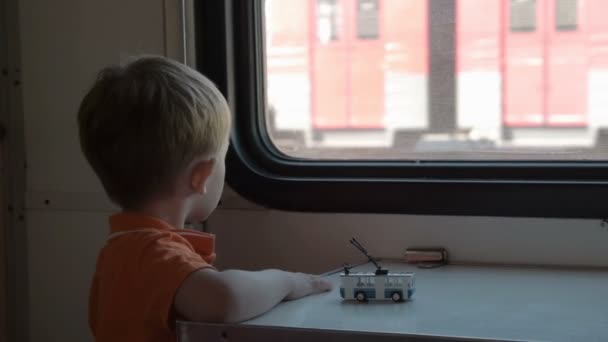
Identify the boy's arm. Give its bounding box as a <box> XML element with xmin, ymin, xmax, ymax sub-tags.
<box><xmin>174</xmin><ymin>268</ymin><xmax>333</xmax><ymax>323</ymax></box>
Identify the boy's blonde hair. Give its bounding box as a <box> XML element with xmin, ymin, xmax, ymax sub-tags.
<box><xmin>78</xmin><ymin>56</ymin><xmax>231</xmax><ymax>209</ymax></box>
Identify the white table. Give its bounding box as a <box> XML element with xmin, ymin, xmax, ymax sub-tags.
<box><xmin>178</xmin><ymin>262</ymin><xmax>608</xmax><ymax>342</ymax></box>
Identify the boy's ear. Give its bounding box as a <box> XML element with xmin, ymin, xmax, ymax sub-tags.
<box><xmin>191</xmin><ymin>159</ymin><xmax>216</xmax><ymax>194</ymax></box>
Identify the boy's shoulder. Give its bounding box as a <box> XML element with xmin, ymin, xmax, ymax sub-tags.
<box><xmin>102</xmin><ymin>212</ymin><xmax>217</xmax><ymax>265</ymax></box>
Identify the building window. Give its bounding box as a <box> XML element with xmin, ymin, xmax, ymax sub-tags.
<box><xmin>556</xmin><ymin>0</ymin><xmax>577</xmax><ymax>31</ymax></box>
<box><xmin>357</xmin><ymin>0</ymin><xmax>379</xmax><ymax>39</ymax></box>
<box><xmin>317</xmin><ymin>0</ymin><xmax>339</xmax><ymax>43</ymax></box>
<box><xmin>510</xmin><ymin>0</ymin><xmax>536</xmax><ymax>32</ymax></box>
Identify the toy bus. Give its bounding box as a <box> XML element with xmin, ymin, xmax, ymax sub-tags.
<box><xmin>340</xmin><ymin>271</ymin><xmax>415</xmax><ymax>302</ymax></box>
<box><xmin>339</xmin><ymin>238</ymin><xmax>415</xmax><ymax>302</ymax></box>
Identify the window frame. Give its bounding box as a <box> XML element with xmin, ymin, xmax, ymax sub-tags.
<box><xmin>194</xmin><ymin>0</ymin><xmax>608</xmax><ymax>219</ymax></box>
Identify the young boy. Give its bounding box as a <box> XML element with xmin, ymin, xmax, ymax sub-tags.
<box><xmin>78</xmin><ymin>56</ymin><xmax>332</xmax><ymax>342</ymax></box>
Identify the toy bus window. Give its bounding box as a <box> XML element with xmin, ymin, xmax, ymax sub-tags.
<box><xmin>317</xmin><ymin>0</ymin><xmax>339</xmax><ymax>43</ymax></box>
<box><xmin>556</xmin><ymin>0</ymin><xmax>577</xmax><ymax>31</ymax></box>
<box><xmin>368</xmin><ymin>277</ymin><xmax>375</xmax><ymax>285</ymax></box>
<box><xmin>357</xmin><ymin>0</ymin><xmax>379</xmax><ymax>39</ymax></box>
<box><xmin>510</xmin><ymin>0</ymin><xmax>536</xmax><ymax>32</ymax></box>
<box><xmin>356</xmin><ymin>277</ymin><xmax>364</xmax><ymax>286</ymax></box>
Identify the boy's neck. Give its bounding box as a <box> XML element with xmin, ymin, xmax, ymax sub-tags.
<box><xmin>132</xmin><ymin>197</ymin><xmax>189</xmax><ymax>229</ymax></box>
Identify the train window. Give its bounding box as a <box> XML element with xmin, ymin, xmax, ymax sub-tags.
<box><xmin>195</xmin><ymin>0</ymin><xmax>608</xmax><ymax>218</ymax></box>
<box><xmin>556</xmin><ymin>0</ymin><xmax>577</xmax><ymax>31</ymax></box>
<box><xmin>317</xmin><ymin>0</ymin><xmax>339</xmax><ymax>42</ymax></box>
<box><xmin>510</xmin><ymin>0</ymin><xmax>536</xmax><ymax>32</ymax></box>
<box><xmin>357</xmin><ymin>0</ymin><xmax>379</xmax><ymax>39</ymax></box>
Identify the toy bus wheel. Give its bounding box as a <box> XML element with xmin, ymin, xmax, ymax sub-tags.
<box><xmin>355</xmin><ymin>291</ymin><xmax>367</xmax><ymax>302</ymax></box>
<box><xmin>391</xmin><ymin>292</ymin><xmax>402</xmax><ymax>302</ymax></box>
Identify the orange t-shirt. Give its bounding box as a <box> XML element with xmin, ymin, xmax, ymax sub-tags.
<box><xmin>89</xmin><ymin>213</ymin><xmax>216</xmax><ymax>342</ymax></box>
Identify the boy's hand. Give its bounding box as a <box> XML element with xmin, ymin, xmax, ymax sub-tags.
<box><xmin>285</xmin><ymin>272</ymin><xmax>333</xmax><ymax>301</ymax></box>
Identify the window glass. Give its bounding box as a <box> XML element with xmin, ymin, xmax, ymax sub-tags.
<box><xmin>317</xmin><ymin>0</ymin><xmax>340</xmax><ymax>42</ymax></box>
<box><xmin>510</xmin><ymin>0</ymin><xmax>536</xmax><ymax>32</ymax></box>
<box><xmin>357</xmin><ymin>0</ymin><xmax>379</xmax><ymax>39</ymax></box>
<box><xmin>556</xmin><ymin>0</ymin><xmax>577</xmax><ymax>31</ymax></box>
<box><xmin>264</xmin><ymin>0</ymin><xmax>608</xmax><ymax>161</ymax></box>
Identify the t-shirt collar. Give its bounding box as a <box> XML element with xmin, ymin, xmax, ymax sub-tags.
<box><xmin>109</xmin><ymin>212</ymin><xmax>177</xmax><ymax>234</ymax></box>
